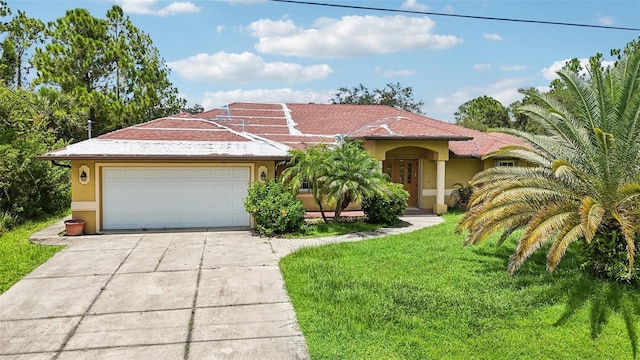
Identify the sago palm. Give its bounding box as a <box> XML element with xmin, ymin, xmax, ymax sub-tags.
<box><xmin>458</xmin><ymin>47</ymin><xmax>640</xmax><ymax>280</ymax></box>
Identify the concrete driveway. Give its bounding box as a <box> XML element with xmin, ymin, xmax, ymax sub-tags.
<box><xmin>0</xmin><ymin>216</ymin><xmax>442</xmax><ymax>359</ymax></box>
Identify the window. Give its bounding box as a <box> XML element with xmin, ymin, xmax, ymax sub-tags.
<box><xmin>496</xmin><ymin>160</ymin><xmax>516</xmax><ymax>167</ymax></box>
<box><xmin>300</xmin><ymin>181</ymin><xmax>312</xmax><ymax>192</ymax></box>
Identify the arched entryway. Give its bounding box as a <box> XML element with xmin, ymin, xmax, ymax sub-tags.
<box><xmin>377</xmin><ymin>144</ymin><xmax>448</xmax><ymax>213</ymax></box>
<box><xmin>382</xmin><ymin>158</ymin><xmax>419</xmax><ymax>207</ymax></box>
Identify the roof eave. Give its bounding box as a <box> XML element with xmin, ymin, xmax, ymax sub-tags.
<box><xmin>37</xmin><ymin>154</ymin><xmax>290</xmax><ymax>161</ymax></box>
<box><xmin>449</xmin><ymin>153</ymin><xmax>478</xmax><ymax>158</ymax></box>
<box><xmin>354</xmin><ymin>135</ymin><xmax>473</xmax><ymax>141</ymax></box>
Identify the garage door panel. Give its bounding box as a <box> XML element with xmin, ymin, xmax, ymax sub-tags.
<box><xmin>233</xmin><ymin>182</ymin><xmax>249</xmax><ymax>195</ymax></box>
<box><xmin>214</xmin><ymin>183</ymin><xmax>232</xmax><ymax>195</ymax></box>
<box><xmin>102</xmin><ymin>167</ymin><xmax>250</xmax><ymax>230</ymax></box>
<box><xmin>232</xmin><ymin>168</ymin><xmax>248</xmax><ymax>179</ymax></box>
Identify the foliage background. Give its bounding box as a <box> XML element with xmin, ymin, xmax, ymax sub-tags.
<box><xmin>0</xmin><ymin>3</ymin><xmax>186</xmax><ymax>231</ymax></box>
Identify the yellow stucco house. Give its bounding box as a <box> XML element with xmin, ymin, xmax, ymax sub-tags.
<box><xmin>39</xmin><ymin>102</ymin><xmax>525</xmax><ymax>234</ymax></box>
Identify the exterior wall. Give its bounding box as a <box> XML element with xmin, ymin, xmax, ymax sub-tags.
<box><xmin>368</xmin><ymin>140</ymin><xmax>449</xmax><ymax>161</ymax></box>
<box><xmin>418</xmin><ymin>158</ymin><xmax>484</xmax><ymax>210</ymax></box>
<box><xmin>298</xmin><ymin>192</ymin><xmax>360</xmax><ymax>212</ymax></box>
<box><xmin>70</xmin><ymin>159</ymin><xmax>271</xmax><ymax>234</ymax></box>
<box><xmin>70</xmin><ymin>161</ymin><xmax>98</xmax><ymax>234</ymax></box>
<box><xmin>254</xmin><ymin>160</ymin><xmax>276</xmax><ymax>182</ymax></box>
<box><xmin>420</xmin><ymin>159</ymin><xmax>437</xmax><ymax>209</ymax></box>
<box><xmin>482</xmin><ymin>158</ymin><xmax>529</xmax><ymax>169</ymax></box>
<box><xmin>444</xmin><ymin>158</ymin><xmax>483</xmax><ymax>206</ymax></box>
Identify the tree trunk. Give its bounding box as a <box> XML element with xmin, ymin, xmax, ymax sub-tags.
<box><xmin>334</xmin><ymin>203</ymin><xmax>342</xmax><ymax>223</ymax></box>
<box><xmin>316</xmin><ymin>199</ymin><xmax>328</xmax><ymax>224</ymax></box>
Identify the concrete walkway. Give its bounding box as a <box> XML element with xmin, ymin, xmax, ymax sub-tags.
<box><xmin>0</xmin><ymin>215</ymin><xmax>443</xmax><ymax>359</ymax></box>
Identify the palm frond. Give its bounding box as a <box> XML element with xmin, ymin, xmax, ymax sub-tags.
<box><xmin>547</xmin><ymin>221</ymin><xmax>583</xmax><ymax>272</ymax></box>
<box><xmin>579</xmin><ymin>196</ymin><xmax>605</xmax><ymax>243</ymax></box>
<box><xmin>612</xmin><ymin>207</ymin><xmax>638</xmax><ymax>276</ymax></box>
<box><xmin>508</xmin><ymin>204</ymin><xmax>574</xmax><ymax>274</ymax></box>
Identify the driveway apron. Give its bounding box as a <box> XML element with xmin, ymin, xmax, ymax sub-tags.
<box><xmin>0</xmin><ymin>231</ymin><xmax>308</xmax><ymax>359</ymax></box>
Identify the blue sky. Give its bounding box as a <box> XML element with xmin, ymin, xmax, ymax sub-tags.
<box><xmin>10</xmin><ymin>0</ymin><xmax>640</xmax><ymax>122</ymax></box>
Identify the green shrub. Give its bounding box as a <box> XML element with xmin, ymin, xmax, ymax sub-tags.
<box><xmin>244</xmin><ymin>180</ymin><xmax>305</xmax><ymax>236</ymax></box>
<box><xmin>0</xmin><ymin>211</ymin><xmax>16</xmax><ymax>235</ymax></box>
<box><xmin>0</xmin><ymin>132</ymin><xmax>70</xmax><ymax>224</ymax></box>
<box><xmin>581</xmin><ymin>228</ymin><xmax>640</xmax><ymax>283</ymax></box>
<box><xmin>362</xmin><ymin>181</ymin><xmax>409</xmax><ymax>225</ymax></box>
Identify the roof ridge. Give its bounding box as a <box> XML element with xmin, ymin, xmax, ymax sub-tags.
<box><xmin>212</xmin><ymin>119</ymin><xmax>291</xmax><ymax>152</ymax></box>
<box><xmin>129</xmin><ymin>127</ymin><xmax>232</xmax><ymax>132</ymax></box>
<box><xmin>280</xmin><ymin>103</ymin><xmax>302</xmax><ymax>136</ymax></box>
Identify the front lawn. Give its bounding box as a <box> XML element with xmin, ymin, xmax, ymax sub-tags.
<box><xmin>280</xmin><ymin>213</ymin><xmax>640</xmax><ymax>359</ymax></box>
<box><xmin>0</xmin><ymin>214</ymin><xmax>65</xmax><ymax>294</ymax></box>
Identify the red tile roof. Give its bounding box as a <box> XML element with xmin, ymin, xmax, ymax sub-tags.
<box><xmin>99</xmin><ymin>118</ymin><xmax>251</xmax><ymax>142</ymax></box>
<box><xmin>43</xmin><ymin>103</ymin><xmax>527</xmax><ymax>159</ymax></box>
<box><xmin>449</xmin><ymin>131</ymin><xmax>529</xmax><ymax>157</ymax></box>
<box><xmin>196</xmin><ymin>103</ymin><xmax>520</xmax><ymax>157</ymax></box>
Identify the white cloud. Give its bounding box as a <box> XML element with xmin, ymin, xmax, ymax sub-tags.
<box><xmin>401</xmin><ymin>0</ymin><xmax>428</xmax><ymax>12</ymax></box>
<box><xmin>541</xmin><ymin>59</ymin><xmax>572</xmax><ymax>80</ymax></box>
<box><xmin>198</xmin><ymin>88</ymin><xmax>335</xmax><ymax>110</ymax></box>
<box><xmin>216</xmin><ymin>25</ymin><xmax>225</xmax><ymax>34</ymax></box>
<box><xmin>157</xmin><ymin>2</ymin><xmax>199</xmax><ymax>16</ymax></box>
<box><xmin>485</xmin><ymin>78</ymin><xmax>528</xmax><ymax>105</ymax></box>
<box><xmin>482</xmin><ymin>33</ymin><xmax>503</xmax><ymax>41</ymax></box>
<box><xmin>248</xmin><ymin>15</ymin><xmax>463</xmax><ymax>58</ymax></box>
<box><xmin>597</xmin><ymin>15</ymin><xmax>614</xmax><ymax>25</ymax></box>
<box><xmin>114</xmin><ymin>0</ymin><xmax>200</xmax><ymax>16</ymax></box>
<box><xmin>247</xmin><ymin>18</ymin><xmax>301</xmax><ymax>37</ymax></box>
<box><xmin>536</xmin><ymin>85</ymin><xmax>551</xmax><ymax>93</ymax></box>
<box><xmin>443</xmin><ymin>4</ymin><xmax>455</xmax><ymax>13</ymax></box>
<box><xmin>430</xmin><ymin>77</ymin><xmax>531</xmax><ymax>120</ymax></box>
<box><xmin>169</xmin><ymin>51</ymin><xmax>333</xmax><ymax>83</ymax></box>
<box><xmin>432</xmin><ymin>90</ymin><xmax>472</xmax><ymax>118</ymax></box>
<box><xmin>500</xmin><ymin>65</ymin><xmax>527</xmax><ymax>71</ymax></box>
<box><xmin>541</xmin><ymin>58</ymin><xmax>615</xmax><ymax>80</ymax></box>
<box><xmin>374</xmin><ymin>67</ymin><xmax>417</xmax><ymax>78</ymax></box>
<box><xmin>473</xmin><ymin>64</ymin><xmax>492</xmax><ymax>72</ymax></box>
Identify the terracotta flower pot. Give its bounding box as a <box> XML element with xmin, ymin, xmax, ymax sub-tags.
<box><xmin>64</xmin><ymin>219</ymin><xmax>85</xmax><ymax>236</ymax></box>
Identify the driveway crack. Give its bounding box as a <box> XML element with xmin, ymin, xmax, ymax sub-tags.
<box><xmin>183</xmin><ymin>233</ymin><xmax>206</xmax><ymax>360</ymax></box>
<box><xmin>52</xmin><ymin>235</ymin><xmax>144</xmax><ymax>359</ymax></box>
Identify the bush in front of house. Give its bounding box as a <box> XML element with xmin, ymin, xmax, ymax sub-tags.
<box><xmin>362</xmin><ymin>181</ymin><xmax>409</xmax><ymax>226</ymax></box>
<box><xmin>244</xmin><ymin>180</ymin><xmax>306</xmax><ymax>236</ymax></box>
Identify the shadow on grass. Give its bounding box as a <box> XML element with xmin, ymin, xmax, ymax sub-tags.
<box><xmin>386</xmin><ymin>220</ymin><xmax>412</xmax><ymax>228</ymax></box>
<box><xmin>470</xmin><ymin>242</ymin><xmax>640</xmax><ymax>359</ymax></box>
<box><xmin>555</xmin><ymin>277</ymin><xmax>640</xmax><ymax>358</ymax></box>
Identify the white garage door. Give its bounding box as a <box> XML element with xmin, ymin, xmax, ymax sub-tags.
<box><xmin>102</xmin><ymin>167</ymin><xmax>250</xmax><ymax>230</ymax></box>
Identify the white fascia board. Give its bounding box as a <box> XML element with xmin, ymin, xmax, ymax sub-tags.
<box><xmin>44</xmin><ymin>139</ymin><xmax>291</xmax><ymax>158</ymax></box>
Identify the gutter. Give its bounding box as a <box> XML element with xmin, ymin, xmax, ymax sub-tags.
<box><xmin>51</xmin><ymin>160</ymin><xmax>71</xmax><ymax>169</ymax></box>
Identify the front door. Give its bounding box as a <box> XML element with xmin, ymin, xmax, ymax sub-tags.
<box><xmin>383</xmin><ymin>159</ymin><xmax>419</xmax><ymax>208</ymax></box>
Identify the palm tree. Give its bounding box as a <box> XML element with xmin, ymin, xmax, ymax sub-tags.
<box><xmin>326</xmin><ymin>140</ymin><xmax>386</xmax><ymax>221</ymax></box>
<box><xmin>33</xmin><ymin>87</ymin><xmax>87</xmax><ymax>141</ymax></box>
<box><xmin>280</xmin><ymin>144</ymin><xmax>332</xmax><ymax>223</ymax></box>
<box><xmin>457</xmin><ymin>48</ymin><xmax>640</xmax><ymax>281</ymax></box>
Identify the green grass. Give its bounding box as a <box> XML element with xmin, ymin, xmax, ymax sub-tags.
<box><xmin>285</xmin><ymin>219</ymin><xmax>381</xmax><ymax>238</ymax></box>
<box><xmin>0</xmin><ymin>214</ymin><xmax>66</xmax><ymax>294</ymax></box>
<box><xmin>280</xmin><ymin>213</ymin><xmax>640</xmax><ymax>359</ymax></box>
